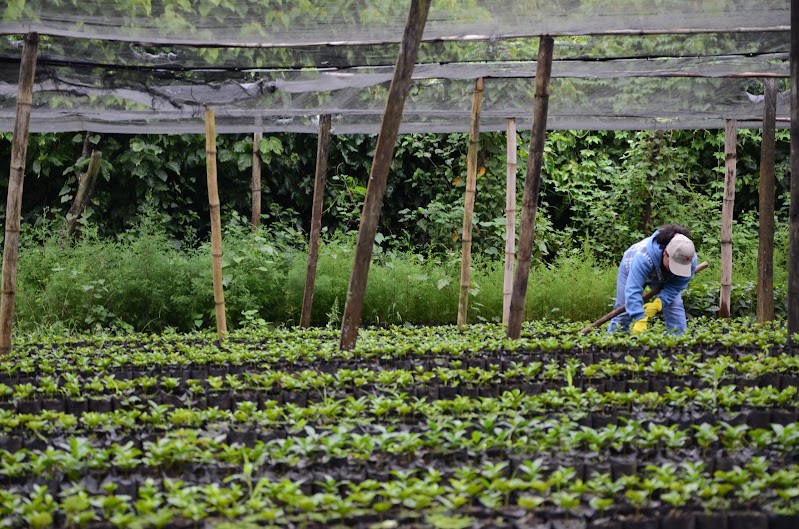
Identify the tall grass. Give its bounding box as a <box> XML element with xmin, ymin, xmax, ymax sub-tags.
<box><xmin>11</xmin><ymin>217</ymin><xmax>787</xmax><ymax>333</ymax></box>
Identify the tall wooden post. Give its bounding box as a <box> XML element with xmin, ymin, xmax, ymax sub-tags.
<box><xmin>301</xmin><ymin>114</ymin><xmax>332</xmax><ymax>327</ymax></box>
<box><xmin>756</xmin><ymin>79</ymin><xmax>777</xmax><ymax>324</ymax></box>
<box><xmin>204</xmin><ymin>110</ymin><xmax>227</xmax><ymax>341</ymax></box>
<box><xmin>788</xmin><ymin>0</ymin><xmax>799</xmax><ymax>342</ymax></box>
<box><xmin>251</xmin><ymin>131</ymin><xmax>262</xmax><ymax>231</ymax></box>
<box><xmin>0</xmin><ymin>32</ymin><xmax>38</xmax><ymax>355</ymax></box>
<box><xmin>338</xmin><ymin>0</ymin><xmax>430</xmax><ymax>351</ymax></box>
<box><xmin>719</xmin><ymin>120</ymin><xmax>737</xmax><ymax>318</ymax></box>
<box><xmin>507</xmin><ymin>36</ymin><xmax>554</xmax><ymax>339</ymax></box>
<box><xmin>503</xmin><ymin>118</ymin><xmax>517</xmax><ymax>325</ymax></box>
<box><xmin>457</xmin><ymin>78</ymin><xmax>484</xmax><ymax>326</ymax></box>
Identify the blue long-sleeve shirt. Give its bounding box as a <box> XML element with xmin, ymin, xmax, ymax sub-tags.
<box><xmin>622</xmin><ymin>231</ymin><xmax>697</xmax><ymax>322</ymax></box>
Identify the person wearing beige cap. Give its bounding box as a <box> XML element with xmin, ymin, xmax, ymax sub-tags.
<box><xmin>608</xmin><ymin>224</ymin><xmax>698</xmax><ymax>334</ymax></box>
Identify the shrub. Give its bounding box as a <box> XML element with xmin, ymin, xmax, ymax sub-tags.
<box><xmin>10</xmin><ymin>214</ymin><xmax>789</xmax><ymax>333</ymax></box>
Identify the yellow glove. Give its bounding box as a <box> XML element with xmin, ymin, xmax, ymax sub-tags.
<box><xmin>632</xmin><ymin>318</ymin><xmax>648</xmax><ymax>334</ymax></box>
<box><xmin>643</xmin><ymin>298</ymin><xmax>662</xmax><ymax>319</ymax></box>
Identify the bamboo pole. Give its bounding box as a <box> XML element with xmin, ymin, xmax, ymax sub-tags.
<box><xmin>457</xmin><ymin>78</ymin><xmax>485</xmax><ymax>326</ymax></box>
<box><xmin>0</xmin><ymin>32</ymin><xmax>38</xmax><ymax>356</ymax></box>
<box><xmin>66</xmin><ymin>150</ymin><xmax>102</xmax><ymax>239</ymax></box>
<box><xmin>301</xmin><ymin>114</ymin><xmax>332</xmax><ymax>327</ymax></box>
<box><xmin>204</xmin><ymin>110</ymin><xmax>227</xmax><ymax>341</ymax></box>
<box><xmin>251</xmin><ymin>131</ymin><xmax>262</xmax><ymax>231</ymax></box>
<box><xmin>338</xmin><ymin>0</ymin><xmax>430</xmax><ymax>351</ymax></box>
<box><xmin>507</xmin><ymin>36</ymin><xmax>554</xmax><ymax>340</ymax></box>
<box><xmin>756</xmin><ymin>79</ymin><xmax>777</xmax><ymax>324</ymax></box>
<box><xmin>719</xmin><ymin>120</ymin><xmax>737</xmax><ymax>318</ymax></box>
<box><xmin>788</xmin><ymin>0</ymin><xmax>799</xmax><ymax>342</ymax></box>
<box><xmin>503</xmin><ymin>118</ymin><xmax>517</xmax><ymax>325</ymax></box>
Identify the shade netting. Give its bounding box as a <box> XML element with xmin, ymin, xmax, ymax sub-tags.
<box><xmin>0</xmin><ymin>0</ymin><xmax>790</xmax><ymax>133</ymax></box>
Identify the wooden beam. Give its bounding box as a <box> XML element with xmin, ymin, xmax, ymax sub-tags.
<box><xmin>503</xmin><ymin>118</ymin><xmax>517</xmax><ymax>325</ymax></box>
<box><xmin>0</xmin><ymin>32</ymin><xmax>38</xmax><ymax>356</ymax></box>
<box><xmin>788</xmin><ymin>0</ymin><xmax>799</xmax><ymax>342</ymax></box>
<box><xmin>507</xmin><ymin>36</ymin><xmax>554</xmax><ymax>340</ymax></box>
<box><xmin>301</xmin><ymin>114</ymin><xmax>332</xmax><ymax>327</ymax></box>
<box><xmin>338</xmin><ymin>0</ymin><xmax>430</xmax><ymax>351</ymax></box>
<box><xmin>251</xmin><ymin>132</ymin><xmax>262</xmax><ymax>231</ymax></box>
<box><xmin>719</xmin><ymin>119</ymin><xmax>737</xmax><ymax>318</ymax></box>
<box><xmin>457</xmin><ymin>77</ymin><xmax>484</xmax><ymax>326</ymax></box>
<box><xmin>205</xmin><ymin>110</ymin><xmax>227</xmax><ymax>341</ymax></box>
<box><xmin>756</xmin><ymin>79</ymin><xmax>777</xmax><ymax>324</ymax></box>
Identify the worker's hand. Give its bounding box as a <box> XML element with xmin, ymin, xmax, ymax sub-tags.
<box><xmin>643</xmin><ymin>298</ymin><xmax>663</xmax><ymax>319</ymax></box>
<box><xmin>632</xmin><ymin>317</ymin><xmax>648</xmax><ymax>334</ymax></box>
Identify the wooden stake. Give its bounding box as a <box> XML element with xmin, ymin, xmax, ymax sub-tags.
<box><xmin>0</xmin><ymin>32</ymin><xmax>38</xmax><ymax>356</ymax></box>
<box><xmin>204</xmin><ymin>110</ymin><xmax>227</xmax><ymax>341</ymax></box>
<box><xmin>301</xmin><ymin>114</ymin><xmax>332</xmax><ymax>327</ymax></box>
<box><xmin>66</xmin><ymin>150</ymin><xmax>102</xmax><ymax>239</ymax></box>
<box><xmin>81</xmin><ymin>131</ymin><xmax>91</xmax><ymax>158</ymax></box>
<box><xmin>719</xmin><ymin>120</ymin><xmax>737</xmax><ymax>318</ymax></box>
<box><xmin>338</xmin><ymin>0</ymin><xmax>430</xmax><ymax>351</ymax></box>
<box><xmin>251</xmin><ymin>132</ymin><xmax>262</xmax><ymax>231</ymax></box>
<box><xmin>756</xmin><ymin>79</ymin><xmax>777</xmax><ymax>324</ymax></box>
<box><xmin>507</xmin><ymin>36</ymin><xmax>554</xmax><ymax>340</ymax></box>
<box><xmin>457</xmin><ymin>78</ymin><xmax>484</xmax><ymax>326</ymax></box>
<box><xmin>788</xmin><ymin>0</ymin><xmax>799</xmax><ymax>342</ymax></box>
<box><xmin>503</xmin><ymin>118</ymin><xmax>517</xmax><ymax>325</ymax></box>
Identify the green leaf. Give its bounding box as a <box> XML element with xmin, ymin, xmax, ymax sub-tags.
<box><xmin>425</xmin><ymin>514</ymin><xmax>474</xmax><ymax>529</ymax></box>
<box><xmin>517</xmin><ymin>494</ymin><xmax>545</xmax><ymax>510</ymax></box>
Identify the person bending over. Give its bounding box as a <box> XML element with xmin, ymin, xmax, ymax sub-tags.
<box><xmin>608</xmin><ymin>224</ymin><xmax>698</xmax><ymax>335</ymax></box>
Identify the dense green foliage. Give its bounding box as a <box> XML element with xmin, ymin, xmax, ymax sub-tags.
<box><xmin>13</xmin><ymin>214</ymin><xmax>619</xmax><ymax>332</ymax></box>
<box><xmin>0</xmin><ymin>127</ymin><xmax>791</xmax><ymax>260</ymax></box>
<box><xmin>10</xmin><ymin>210</ymin><xmax>789</xmax><ymax>333</ymax></box>
<box><xmin>0</xmin><ymin>126</ymin><xmax>792</xmax><ymax>332</ymax></box>
<box><xmin>0</xmin><ymin>319</ymin><xmax>798</xmax><ymax>527</ymax></box>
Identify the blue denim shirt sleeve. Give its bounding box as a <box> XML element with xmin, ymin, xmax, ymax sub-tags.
<box><xmin>624</xmin><ymin>253</ymin><xmax>651</xmax><ymax>323</ymax></box>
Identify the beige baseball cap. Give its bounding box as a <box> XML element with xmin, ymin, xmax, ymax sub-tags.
<box><xmin>665</xmin><ymin>234</ymin><xmax>695</xmax><ymax>277</ymax></box>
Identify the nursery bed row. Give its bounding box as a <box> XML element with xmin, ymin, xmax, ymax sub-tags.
<box><xmin>2</xmin><ymin>353</ymin><xmax>799</xmax><ymax>404</ymax></box>
<box><xmin>4</xmin><ymin>408</ymin><xmax>798</xmax><ymax>451</ymax></box>
<box><xmin>5</xmin><ymin>342</ymin><xmax>797</xmax><ymax>378</ymax></box>
<box><xmin>3</xmin><ymin>375</ymin><xmax>799</xmax><ymax>411</ymax></box>
<box><xmin>4</xmin><ymin>319</ymin><xmax>793</xmax><ymax>377</ymax></box>
<box><xmin>2</xmin><ymin>454</ymin><xmax>799</xmax><ymax>529</ymax></box>
<box><xmin>4</xmin><ymin>419</ymin><xmax>799</xmax><ymax>477</ymax></box>
<box><xmin>2</xmin><ymin>384</ymin><xmax>798</xmax><ymax>432</ymax></box>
